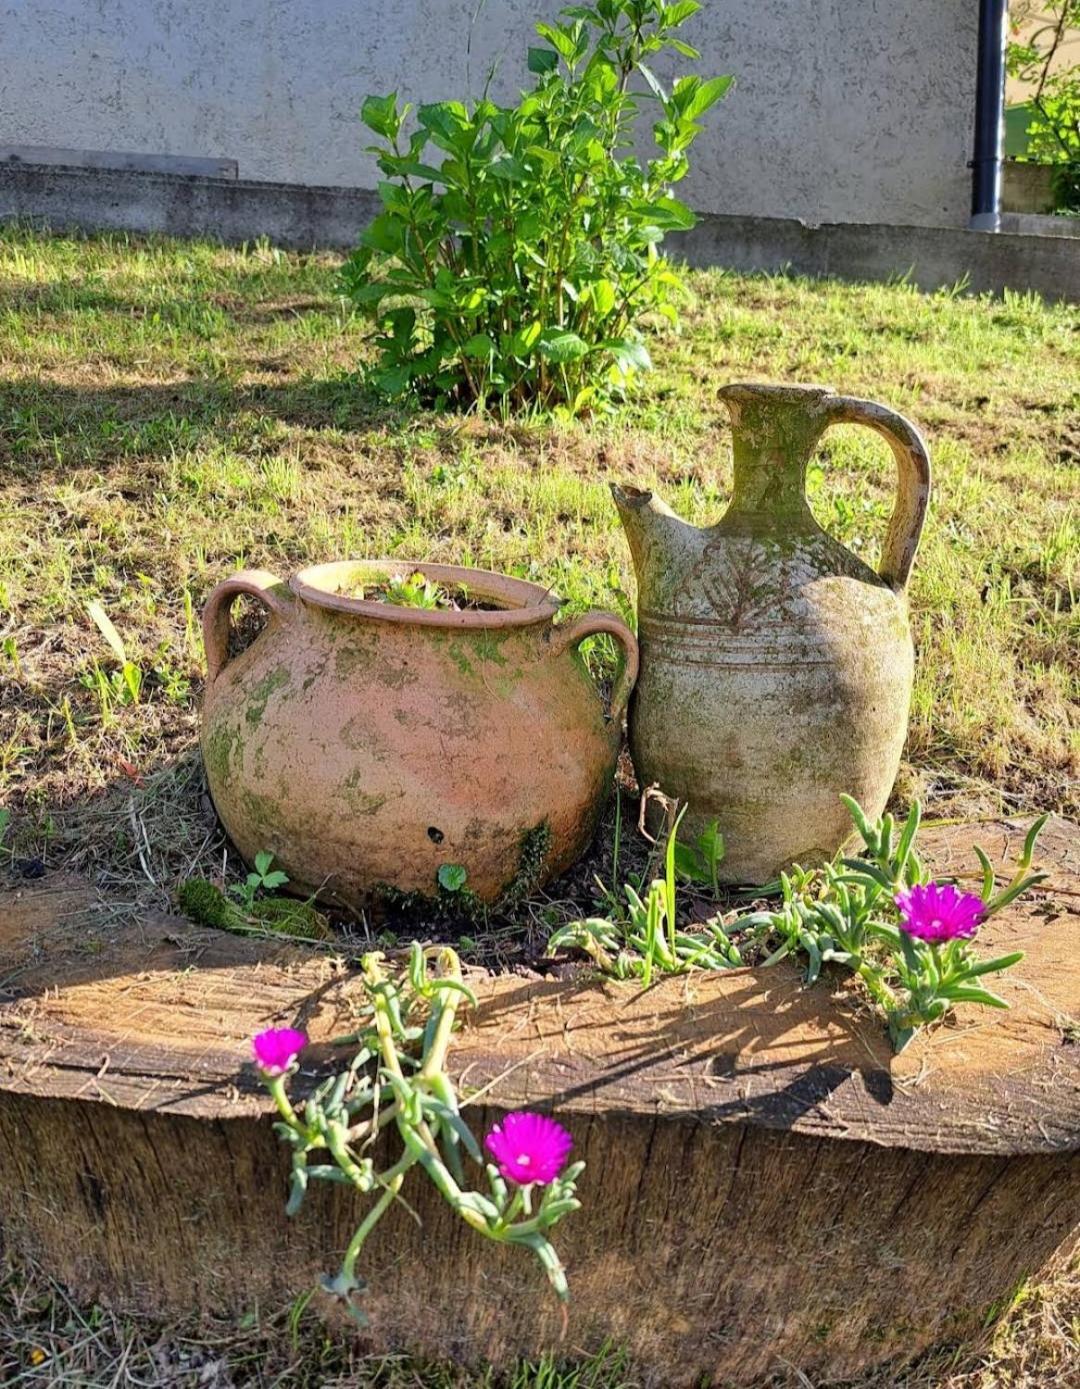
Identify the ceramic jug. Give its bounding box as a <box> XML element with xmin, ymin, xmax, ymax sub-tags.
<box><xmin>613</xmin><ymin>382</ymin><xmax>930</xmax><ymax>883</ymax></box>
<box><xmin>201</xmin><ymin>560</ymin><xmax>638</xmax><ymax>908</ymax></box>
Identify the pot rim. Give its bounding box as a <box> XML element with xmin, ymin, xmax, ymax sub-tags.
<box><xmin>290</xmin><ymin>560</ymin><xmax>561</xmax><ymax>629</ymax></box>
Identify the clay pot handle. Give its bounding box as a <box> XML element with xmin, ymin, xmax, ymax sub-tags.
<box><xmin>550</xmin><ymin>611</ymin><xmax>640</xmax><ymax>725</ymax></box>
<box><xmin>202</xmin><ymin>569</ymin><xmax>294</xmax><ymax>684</ymax></box>
<box><xmin>822</xmin><ymin>396</ymin><xmax>931</xmax><ymax>592</ymax></box>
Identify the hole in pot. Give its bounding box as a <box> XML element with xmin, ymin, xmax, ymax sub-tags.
<box><xmin>427</xmin><ymin>826</ymin><xmax>444</xmax><ymax>844</ymax></box>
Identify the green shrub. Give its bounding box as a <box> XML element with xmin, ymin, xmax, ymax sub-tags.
<box><xmin>342</xmin><ymin>1</ymin><xmax>731</xmax><ymax>415</ymax></box>
<box><xmin>1007</xmin><ymin>3</ymin><xmax>1080</xmax><ymax>210</ymax></box>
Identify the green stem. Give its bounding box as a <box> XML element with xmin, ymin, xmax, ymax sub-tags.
<box><xmin>340</xmin><ymin>1177</ymin><xmax>404</xmax><ymax>1283</ymax></box>
<box><xmin>266</xmin><ymin>1073</ymin><xmax>303</xmax><ymax>1130</ymax></box>
<box><xmin>855</xmin><ymin>959</ymin><xmax>900</xmax><ymax>1016</ymax></box>
<box><xmin>499</xmin><ymin>1186</ymin><xmax>526</xmax><ymax>1230</ymax></box>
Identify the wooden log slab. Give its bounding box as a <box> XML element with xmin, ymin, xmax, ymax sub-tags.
<box><xmin>1</xmin><ymin>818</ymin><xmax>1078</xmax><ymax>1386</ymax></box>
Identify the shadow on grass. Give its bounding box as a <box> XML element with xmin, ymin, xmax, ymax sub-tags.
<box><xmin>0</xmin><ymin>375</ymin><xmax>426</xmax><ymax>477</ymax></box>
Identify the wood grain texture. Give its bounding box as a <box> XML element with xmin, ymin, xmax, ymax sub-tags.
<box><xmin>1</xmin><ymin>817</ymin><xmax>1078</xmax><ymax>1385</ymax></box>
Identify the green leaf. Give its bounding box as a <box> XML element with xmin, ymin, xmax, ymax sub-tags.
<box><xmin>347</xmin><ymin>281</ymin><xmax>395</xmax><ymax>308</ymax></box>
<box><xmin>839</xmin><ymin>858</ymin><xmax>894</xmax><ymax>890</ymax></box>
<box><xmin>963</xmin><ymin>951</ymin><xmax>1025</xmax><ymax>978</ymax></box>
<box><xmin>370</xmin><ymin>364</ymin><xmax>414</xmax><ymax>398</ymax></box>
<box><xmin>840</xmin><ymin>794</ymin><xmax>877</xmax><ymax>846</ymax></box>
<box><xmin>938</xmin><ymin>986</ymin><xmax>1010</xmax><ymax>1009</ymax></box>
<box><xmin>507</xmin><ymin>320</ymin><xmax>543</xmax><ymax>356</ymax></box>
<box><xmin>359</xmin><ymin>214</ymin><xmax>405</xmax><ymax>256</ymax></box>
<box><xmin>438</xmin><ymin>863</ymin><xmax>468</xmax><ymax>893</ymax></box>
<box><xmin>417</xmin><ymin>101</ymin><xmax>472</xmax><ymax>154</ymax></box>
<box><xmin>535</xmin><ymin>20</ymin><xmax>587</xmax><ymax>66</ymax></box>
<box><xmin>528</xmin><ymin>46</ymin><xmax>559</xmax><ymax>75</ymax></box>
<box><xmin>455</xmin><ymin>1189</ymin><xmax>500</xmax><ymax>1222</ymax></box>
<box><xmin>894</xmin><ymin>800</ymin><xmax>922</xmax><ymax>871</ymax></box>
<box><xmin>489</xmin><ymin>154</ymin><xmax>531</xmax><ymax>182</ymax></box>
<box><xmin>360</xmin><ymin>93</ymin><xmax>401</xmax><ymax>141</ymax></box>
<box><xmin>395</xmin><ymin>160</ymin><xmax>448</xmax><ymax>184</ymax></box>
<box><xmin>586</xmin><ymin>279</ymin><xmax>616</xmax><ymax>318</ymax></box>
<box><xmin>602</xmin><ymin>337</ymin><xmax>652</xmax><ymax>372</ymax></box>
<box><xmin>462</xmin><ymin>334</ymin><xmax>495</xmax><ymax>359</ymax></box>
<box><xmin>663</xmin><ymin>1</ymin><xmax>703</xmax><ymax>25</ymax></box>
<box><xmin>667</xmin><ymin>38</ymin><xmax>701</xmax><ymax>59</ymax></box>
<box><xmin>425</xmin><ymin>1101</ymin><xmax>484</xmax><ymax>1163</ymax></box>
<box><xmin>638</xmin><ymin>196</ymin><xmax>697</xmax><ymax>230</ymax></box>
<box><xmin>673</xmin><ymin>74</ymin><xmax>733</xmax><ymax>121</ymax></box>
<box><xmin>538</xmin><ymin>329</ymin><xmax>589</xmax><ymax>364</ymax></box>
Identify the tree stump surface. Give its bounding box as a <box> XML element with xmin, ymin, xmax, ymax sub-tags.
<box><xmin>1</xmin><ymin>816</ymin><xmax>1078</xmax><ymax>1386</ymax></box>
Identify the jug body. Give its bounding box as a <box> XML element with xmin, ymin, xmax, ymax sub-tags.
<box><xmin>615</xmin><ymin>383</ymin><xmax>930</xmax><ymax>883</ymax></box>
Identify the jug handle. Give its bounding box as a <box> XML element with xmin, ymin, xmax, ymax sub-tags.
<box><xmin>822</xmin><ymin>396</ymin><xmax>931</xmax><ymax>593</ymax></box>
<box><xmin>202</xmin><ymin>569</ymin><xmax>294</xmax><ymax>684</ymax></box>
<box><xmin>549</xmin><ymin>612</ymin><xmax>640</xmax><ymax>725</ymax></box>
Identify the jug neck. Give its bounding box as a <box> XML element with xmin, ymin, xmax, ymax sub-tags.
<box><xmin>720</xmin><ymin>384</ymin><xmax>833</xmax><ymax>527</ymax></box>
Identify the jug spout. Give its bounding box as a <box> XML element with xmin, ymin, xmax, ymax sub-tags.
<box><xmin>610</xmin><ymin>484</ymin><xmax>684</xmax><ymax>576</ymax></box>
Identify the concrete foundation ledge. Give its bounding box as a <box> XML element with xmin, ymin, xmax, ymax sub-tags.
<box><xmin>681</xmin><ymin>211</ymin><xmax>1080</xmax><ymax>302</ymax></box>
<box><xmin>1</xmin><ymin>160</ymin><xmax>1078</xmax><ymax>304</ymax></box>
<box><xmin>1000</xmin><ymin>211</ymin><xmax>1080</xmax><ymax>240</ymax></box>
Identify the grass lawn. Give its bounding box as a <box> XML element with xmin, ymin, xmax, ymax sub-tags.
<box><xmin>1</xmin><ymin>227</ymin><xmax>1076</xmax><ymax>848</ymax></box>
<box><xmin>0</xmin><ymin>226</ymin><xmax>1078</xmax><ymax>1386</ymax></box>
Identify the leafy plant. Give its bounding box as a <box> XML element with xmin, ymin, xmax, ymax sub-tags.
<box><xmin>548</xmin><ymin>806</ymin><xmax>743</xmax><ymax>981</ymax></box>
<box><xmin>1008</xmin><ymin>2</ymin><xmax>1080</xmax><ymax>209</ymax></box>
<box><xmin>230</xmin><ymin>850</ymin><xmax>290</xmax><ymax>913</ymax></box>
<box><xmin>672</xmin><ymin>816</ymin><xmax>724</xmax><ymax>894</ymax></box>
<box><xmin>258</xmin><ymin>945</ymin><xmax>582</xmax><ymax>1321</ymax></box>
<box><xmin>343</xmin><ymin>0</ymin><xmax>731</xmax><ymax>414</ymax></box>
<box><xmin>84</xmin><ymin>600</ymin><xmax>144</xmax><ymax>713</ymax></box>
<box><xmin>386</xmin><ymin>569</ymin><xmax>446</xmax><ymax>609</ymax></box>
<box><xmin>2</xmin><ymin>635</ymin><xmax>21</xmax><ymax>678</ymax></box>
<box><xmin>730</xmin><ymin>798</ymin><xmax>1047</xmax><ymax>1050</ymax></box>
<box><xmin>437</xmin><ymin>863</ymin><xmax>469</xmax><ymax>893</ymax></box>
<box><xmin>549</xmin><ymin>796</ymin><xmax>1048</xmax><ymax>1051</ymax></box>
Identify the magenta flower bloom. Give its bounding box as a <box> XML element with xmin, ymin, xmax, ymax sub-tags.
<box><xmin>484</xmin><ymin>1112</ymin><xmax>573</xmax><ymax>1186</ymax></box>
<box><xmin>895</xmin><ymin>882</ymin><xmax>986</xmax><ymax>943</ymax></box>
<box><xmin>252</xmin><ymin>1027</ymin><xmax>308</xmax><ymax>1076</ymax></box>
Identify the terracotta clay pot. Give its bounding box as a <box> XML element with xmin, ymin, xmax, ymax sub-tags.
<box><xmin>200</xmin><ymin>561</ymin><xmax>638</xmax><ymax>907</ymax></box>
<box><xmin>613</xmin><ymin>382</ymin><xmax>931</xmax><ymax>884</ymax></box>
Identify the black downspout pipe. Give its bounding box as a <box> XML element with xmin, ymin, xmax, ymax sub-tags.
<box><xmin>971</xmin><ymin>0</ymin><xmax>1009</xmax><ymax>229</ymax></box>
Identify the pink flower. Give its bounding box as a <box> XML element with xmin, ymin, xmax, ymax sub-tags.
<box><xmin>252</xmin><ymin>1027</ymin><xmax>308</xmax><ymax>1076</ymax></box>
<box><xmin>895</xmin><ymin>882</ymin><xmax>986</xmax><ymax>943</ymax></box>
<box><xmin>485</xmin><ymin>1111</ymin><xmax>573</xmax><ymax>1186</ymax></box>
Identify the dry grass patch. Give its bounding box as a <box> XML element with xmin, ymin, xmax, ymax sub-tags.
<box><xmin>2</xmin><ymin>1254</ymin><xmax>1076</xmax><ymax>1387</ymax></box>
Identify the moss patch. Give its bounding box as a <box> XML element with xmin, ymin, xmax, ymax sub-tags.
<box><xmin>244</xmin><ymin>665</ymin><xmax>291</xmax><ymax>728</ymax></box>
<box><xmin>176</xmin><ymin>878</ymin><xmax>331</xmax><ymax>942</ymax></box>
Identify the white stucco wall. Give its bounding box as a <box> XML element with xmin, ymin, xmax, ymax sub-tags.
<box><xmin>0</xmin><ymin>1</ymin><xmax>979</xmax><ymax>227</ymax></box>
